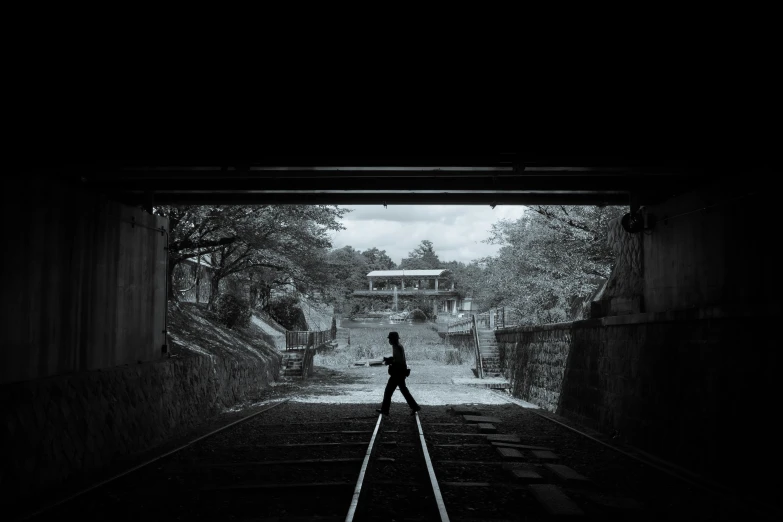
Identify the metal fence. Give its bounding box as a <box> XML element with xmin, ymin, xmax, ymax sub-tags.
<box><xmin>285</xmin><ymin>324</ymin><xmax>337</xmax><ymax>351</ymax></box>
<box><xmin>445</xmin><ymin>307</ymin><xmax>524</xmax><ymax>333</ymax></box>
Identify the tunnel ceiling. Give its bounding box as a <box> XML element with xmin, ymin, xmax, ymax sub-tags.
<box><xmin>46</xmin><ymin>154</ymin><xmax>714</xmax><ymax>206</ymax></box>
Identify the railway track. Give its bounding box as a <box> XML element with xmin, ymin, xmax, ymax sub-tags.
<box><xmin>20</xmin><ymin>398</ymin><xmax>777</xmax><ymax>521</ymax></box>
<box><xmin>22</xmin><ymin>400</ymin><xmax>449</xmax><ymax>521</ymax></box>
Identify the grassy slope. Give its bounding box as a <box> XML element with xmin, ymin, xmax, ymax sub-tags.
<box><xmin>299</xmin><ymin>297</ymin><xmax>334</xmax><ymax>331</ymax></box>
<box><xmin>167</xmin><ymin>302</ymin><xmax>281</xmax><ymax>363</ymax></box>
<box><xmin>314</xmin><ymin>324</ymin><xmax>472</xmax><ymax>369</ymax></box>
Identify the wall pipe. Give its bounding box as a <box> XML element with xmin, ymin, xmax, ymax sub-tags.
<box><xmin>124</xmin><ymin>216</ymin><xmax>169</xmax><ymax>356</ymax></box>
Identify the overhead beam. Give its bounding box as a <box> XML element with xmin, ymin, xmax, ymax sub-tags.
<box><xmin>55</xmin><ymin>154</ymin><xmax>651</xmax><ymax>169</ymax></box>
<box><xmin>79</xmin><ymin>166</ymin><xmax>701</xmax><ymax>180</ymax></box>
<box><xmin>35</xmin><ymin>158</ymin><xmax>716</xmax><ymax>207</ymax></box>
<box><xmin>79</xmin><ymin>174</ymin><xmax>706</xmax><ymax>193</ymax></box>
<box><xmin>100</xmin><ymin>191</ymin><xmax>635</xmax><ymax>206</ymax></box>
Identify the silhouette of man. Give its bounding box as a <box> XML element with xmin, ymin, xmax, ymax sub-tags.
<box><xmin>377</xmin><ymin>331</ymin><xmax>421</xmax><ymax>416</ymax></box>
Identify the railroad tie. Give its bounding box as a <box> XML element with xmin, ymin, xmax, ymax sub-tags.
<box><xmin>528</xmin><ymin>484</ymin><xmax>584</xmax><ymax>517</ymax></box>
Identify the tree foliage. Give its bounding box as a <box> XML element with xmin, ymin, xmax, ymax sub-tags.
<box><xmin>212</xmin><ymin>293</ymin><xmax>252</xmax><ymax>329</ymax></box>
<box><xmin>399</xmin><ymin>240</ymin><xmax>442</xmax><ymax>270</ymax></box>
<box><xmin>476</xmin><ymin>205</ymin><xmax>625</xmax><ymax>324</ymax></box>
<box><xmin>155</xmin><ymin>204</ymin><xmax>348</xmax><ymax>308</ymax></box>
<box><xmin>325</xmin><ymin>245</ymin><xmax>395</xmax><ymax>315</ymax></box>
<box><xmin>266</xmin><ymin>295</ymin><xmax>308</xmax><ymax>331</ymax></box>
<box><xmin>361</xmin><ymin>247</ymin><xmax>396</xmax><ymax>271</ymax></box>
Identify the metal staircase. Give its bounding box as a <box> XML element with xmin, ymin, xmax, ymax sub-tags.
<box><xmin>281</xmin><ymin>352</ymin><xmax>305</xmax><ymax>377</ymax></box>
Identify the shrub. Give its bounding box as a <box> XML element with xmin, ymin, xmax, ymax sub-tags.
<box><xmin>445</xmin><ymin>348</ymin><xmax>462</xmax><ymax>365</ymax></box>
<box><xmin>213</xmin><ymin>293</ymin><xmax>252</xmax><ymax>329</ymax></box>
<box><xmin>266</xmin><ymin>296</ymin><xmax>307</xmax><ymax>331</ymax></box>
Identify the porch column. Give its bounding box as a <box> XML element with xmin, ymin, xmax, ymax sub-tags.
<box><xmin>435</xmin><ymin>278</ymin><xmax>439</xmax><ymax>291</ymax></box>
<box><xmin>369</xmin><ymin>279</ymin><xmax>373</xmax><ymax>291</ymax></box>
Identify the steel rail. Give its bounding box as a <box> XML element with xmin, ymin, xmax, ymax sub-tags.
<box><xmin>19</xmin><ymin>398</ymin><xmax>291</xmax><ymax>522</ymax></box>
<box><xmin>414</xmin><ymin>412</ymin><xmax>451</xmax><ymax>522</ymax></box>
<box><xmin>344</xmin><ymin>412</ymin><xmax>385</xmax><ymax>522</ymax></box>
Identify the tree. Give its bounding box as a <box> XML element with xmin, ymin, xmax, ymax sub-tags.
<box><xmin>399</xmin><ymin>240</ymin><xmax>442</xmax><ymax>270</ymax></box>
<box><xmin>478</xmin><ymin>205</ymin><xmax>625</xmax><ymax>324</ymax></box>
<box><xmin>154</xmin><ymin>206</ymin><xmax>243</xmax><ymax>300</ymax></box>
<box><xmin>361</xmin><ymin>247</ymin><xmax>396</xmax><ymax>271</ymax></box>
<box><xmin>326</xmin><ymin>246</ymin><xmax>370</xmax><ymax>314</ymax></box>
<box><xmin>442</xmin><ymin>260</ymin><xmax>485</xmax><ymax>299</ymax></box>
<box><xmin>155</xmin><ymin>204</ymin><xmax>348</xmax><ymax>304</ymax></box>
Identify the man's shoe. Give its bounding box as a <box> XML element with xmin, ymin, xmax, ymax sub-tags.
<box><xmin>410</xmin><ymin>407</ymin><xmax>421</xmax><ymax>415</ymax></box>
<box><xmin>376</xmin><ymin>409</ymin><xmax>389</xmax><ymax>416</ymax></box>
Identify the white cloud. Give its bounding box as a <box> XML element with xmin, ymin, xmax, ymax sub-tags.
<box><xmin>329</xmin><ymin>205</ymin><xmax>528</xmax><ymax>264</ymax></box>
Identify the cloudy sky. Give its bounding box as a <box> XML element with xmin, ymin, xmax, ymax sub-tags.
<box><xmin>329</xmin><ymin>205</ymin><xmax>529</xmax><ymax>265</ymax></box>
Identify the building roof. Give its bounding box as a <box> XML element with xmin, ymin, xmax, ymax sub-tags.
<box><xmin>367</xmin><ymin>269</ymin><xmax>452</xmax><ymax>277</ymax></box>
<box><xmin>184</xmin><ymin>253</ymin><xmax>216</xmax><ymax>268</ymax></box>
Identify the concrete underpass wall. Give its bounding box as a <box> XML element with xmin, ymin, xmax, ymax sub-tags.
<box><xmin>642</xmin><ymin>179</ymin><xmax>776</xmax><ymax>313</ymax></box>
<box><xmin>0</xmin><ymin>347</ymin><xmax>279</xmax><ymax>508</ymax></box>
<box><xmin>0</xmin><ymin>177</ymin><xmax>282</xmax><ymax>509</ymax></box>
<box><xmin>497</xmin><ymin>178</ymin><xmax>780</xmax><ymax>481</ymax></box>
<box><xmin>497</xmin><ymin>309</ymin><xmax>779</xmax><ymax>479</ymax></box>
<box><xmin>1</xmin><ymin>177</ymin><xmax>167</xmax><ymax>385</ymax></box>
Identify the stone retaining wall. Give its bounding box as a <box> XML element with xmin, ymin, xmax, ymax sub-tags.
<box><xmin>497</xmin><ymin>323</ymin><xmax>573</xmax><ymax>412</ymax></box>
<box><xmin>0</xmin><ymin>349</ymin><xmax>279</xmax><ymax>508</ymax></box>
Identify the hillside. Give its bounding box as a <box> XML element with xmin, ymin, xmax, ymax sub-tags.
<box><xmin>249</xmin><ymin>312</ymin><xmax>286</xmax><ymax>350</ymax></box>
<box><xmin>299</xmin><ymin>296</ymin><xmax>334</xmax><ymax>331</ymax></box>
<box><xmin>168</xmin><ymin>298</ymin><xmax>335</xmax><ymax>356</ymax></box>
<box><xmin>168</xmin><ymin>302</ymin><xmax>282</xmax><ymax>361</ymax></box>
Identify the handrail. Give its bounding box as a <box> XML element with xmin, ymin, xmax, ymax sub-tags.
<box><xmin>446</xmin><ymin>315</ymin><xmax>473</xmax><ymax>333</ymax></box>
<box><xmin>444</xmin><ymin>306</ymin><xmax>523</xmax><ymax>333</ymax></box>
<box><xmin>472</xmin><ymin>314</ymin><xmax>484</xmax><ymax>379</ymax></box>
<box><xmin>285</xmin><ymin>321</ymin><xmax>337</xmax><ymax>351</ymax></box>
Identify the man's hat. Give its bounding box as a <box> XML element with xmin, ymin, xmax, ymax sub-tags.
<box><xmin>388</xmin><ymin>331</ymin><xmax>399</xmax><ymax>340</ymax></box>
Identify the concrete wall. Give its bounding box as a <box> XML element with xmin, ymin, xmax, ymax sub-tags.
<box><xmin>175</xmin><ymin>259</ymin><xmax>214</xmax><ymax>303</ymax></box>
<box><xmin>641</xmin><ymin>180</ymin><xmax>775</xmax><ymax>313</ymax></box>
<box><xmin>1</xmin><ymin>177</ymin><xmax>167</xmax><ymax>385</ymax></box>
<box><xmin>497</xmin><ymin>307</ymin><xmax>779</xmax><ymax>480</ymax></box>
<box><xmin>0</xmin><ymin>348</ymin><xmax>280</xmax><ymax>510</ymax></box>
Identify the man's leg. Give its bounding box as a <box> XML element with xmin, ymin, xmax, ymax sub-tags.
<box><xmin>380</xmin><ymin>376</ymin><xmax>398</xmax><ymax>413</ymax></box>
<box><xmin>398</xmin><ymin>378</ymin><xmax>420</xmax><ymax>411</ymax></box>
